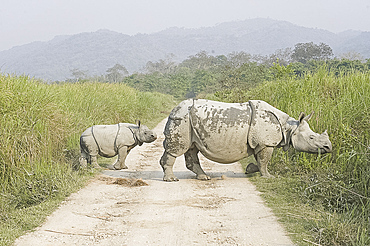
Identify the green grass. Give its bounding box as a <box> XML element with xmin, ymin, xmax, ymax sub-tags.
<box><xmin>0</xmin><ymin>167</ymin><xmax>94</xmax><ymax>245</ymax></box>
<box><xmin>0</xmin><ymin>74</ymin><xmax>175</xmax><ymax>245</ymax></box>
<box><xmin>243</xmin><ymin>158</ymin><xmax>369</xmax><ymax>246</ymax></box>
<box><xmin>229</xmin><ymin>68</ymin><xmax>370</xmax><ymax>245</ymax></box>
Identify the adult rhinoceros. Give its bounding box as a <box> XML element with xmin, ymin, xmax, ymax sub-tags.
<box><xmin>160</xmin><ymin>99</ymin><xmax>332</xmax><ymax>181</ymax></box>
<box><xmin>80</xmin><ymin>121</ymin><xmax>157</xmax><ymax>169</ymax></box>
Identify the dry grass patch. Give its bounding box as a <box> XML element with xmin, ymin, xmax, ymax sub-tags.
<box><xmin>98</xmin><ymin>176</ymin><xmax>149</xmax><ymax>187</ymax></box>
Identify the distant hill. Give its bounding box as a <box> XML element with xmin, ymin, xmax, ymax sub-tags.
<box><xmin>0</xmin><ymin>18</ymin><xmax>369</xmax><ymax>81</ymax></box>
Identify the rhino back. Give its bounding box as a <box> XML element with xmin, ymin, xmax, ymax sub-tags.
<box><xmin>190</xmin><ymin>100</ymin><xmax>252</xmax><ymax>163</ymax></box>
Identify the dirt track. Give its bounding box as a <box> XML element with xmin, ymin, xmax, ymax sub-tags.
<box><xmin>14</xmin><ymin>119</ymin><xmax>294</xmax><ymax>246</ymax></box>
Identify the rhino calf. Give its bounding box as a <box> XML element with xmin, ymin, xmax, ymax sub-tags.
<box><xmin>79</xmin><ymin>121</ymin><xmax>157</xmax><ymax>169</ymax></box>
<box><xmin>160</xmin><ymin>99</ymin><xmax>332</xmax><ymax>181</ymax></box>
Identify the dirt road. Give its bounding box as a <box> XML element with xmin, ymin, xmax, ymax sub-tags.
<box><xmin>14</xmin><ymin>119</ymin><xmax>294</xmax><ymax>246</ymax></box>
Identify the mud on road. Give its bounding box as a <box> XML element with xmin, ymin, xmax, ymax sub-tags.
<box><xmin>14</xmin><ymin>119</ymin><xmax>294</xmax><ymax>246</ymax></box>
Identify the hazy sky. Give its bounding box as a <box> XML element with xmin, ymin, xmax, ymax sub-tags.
<box><xmin>1</xmin><ymin>0</ymin><xmax>370</xmax><ymax>51</ymax></box>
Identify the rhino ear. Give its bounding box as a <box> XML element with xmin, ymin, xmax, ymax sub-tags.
<box><xmin>136</xmin><ymin>120</ymin><xmax>141</xmax><ymax>127</ymax></box>
<box><xmin>298</xmin><ymin>111</ymin><xmax>314</xmax><ymax>123</ymax></box>
<box><xmin>298</xmin><ymin>112</ymin><xmax>306</xmax><ymax>122</ymax></box>
<box><xmin>303</xmin><ymin>111</ymin><xmax>314</xmax><ymax>122</ymax></box>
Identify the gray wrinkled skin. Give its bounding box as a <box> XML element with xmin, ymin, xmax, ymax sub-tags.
<box><xmin>160</xmin><ymin>99</ymin><xmax>332</xmax><ymax>181</ymax></box>
<box><xmin>80</xmin><ymin>121</ymin><xmax>157</xmax><ymax>169</ymax></box>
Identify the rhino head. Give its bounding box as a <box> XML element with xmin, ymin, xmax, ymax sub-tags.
<box><xmin>134</xmin><ymin>120</ymin><xmax>157</xmax><ymax>145</ymax></box>
<box><xmin>290</xmin><ymin>112</ymin><xmax>332</xmax><ymax>154</ymax></box>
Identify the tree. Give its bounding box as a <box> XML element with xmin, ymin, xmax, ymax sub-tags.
<box><xmin>220</xmin><ymin>62</ymin><xmax>270</xmax><ymax>91</ymax></box>
<box><xmin>266</xmin><ymin>48</ymin><xmax>293</xmax><ymax>66</ymax></box>
<box><xmin>339</xmin><ymin>51</ymin><xmax>364</xmax><ymax>61</ymax></box>
<box><xmin>106</xmin><ymin>64</ymin><xmax>129</xmax><ymax>83</ymax></box>
<box><xmin>291</xmin><ymin>42</ymin><xmax>333</xmax><ymax>63</ymax></box>
<box><xmin>144</xmin><ymin>54</ymin><xmax>177</xmax><ymax>74</ymax></box>
<box><xmin>226</xmin><ymin>51</ymin><xmax>252</xmax><ymax>67</ymax></box>
<box><xmin>179</xmin><ymin>51</ymin><xmax>226</xmax><ymax>70</ymax></box>
<box><xmin>188</xmin><ymin>69</ymin><xmax>219</xmax><ymax>98</ymax></box>
<box><xmin>270</xmin><ymin>59</ymin><xmax>295</xmax><ymax>79</ymax></box>
<box><xmin>70</xmin><ymin>68</ymin><xmax>88</xmax><ymax>82</ymax></box>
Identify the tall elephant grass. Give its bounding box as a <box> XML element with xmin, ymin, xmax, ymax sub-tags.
<box><xmin>0</xmin><ymin>74</ymin><xmax>175</xmax><ymax>245</ymax></box>
<box><xmin>214</xmin><ymin>67</ymin><xmax>370</xmax><ymax>245</ymax></box>
<box><xmin>52</xmin><ymin>81</ymin><xmax>174</xmax><ymax>152</ymax></box>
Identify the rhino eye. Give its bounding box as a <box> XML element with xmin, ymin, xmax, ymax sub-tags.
<box><xmin>309</xmin><ymin>135</ymin><xmax>315</xmax><ymax>139</ymax></box>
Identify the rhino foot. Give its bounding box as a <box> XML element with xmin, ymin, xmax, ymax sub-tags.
<box><xmin>245</xmin><ymin>163</ymin><xmax>259</xmax><ymax>174</ymax></box>
<box><xmin>163</xmin><ymin>175</ymin><xmax>179</xmax><ymax>182</ymax></box>
<box><xmin>196</xmin><ymin>174</ymin><xmax>211</xmax><ymax>180</ymax></box>
<box><xmin>113</xmin><ymin>163</ymin><xmax>128</xmax><ymax>170</ymax></box>
<box><xmin>113</xmin><ymin>165</ymin><xmax>121</xmax><ymax>170</ymax></box>
<box><xmin>79</xmin><ymin>157</ymin><xmax>87</xmax><ymax>169</ymax></box>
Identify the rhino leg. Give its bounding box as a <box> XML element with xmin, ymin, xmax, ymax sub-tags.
<box><xmin>245</xmin><ymin>163</ymin><xmax>259</xmax><ymax>174</ymax></box>
<box><xmin>79</xmin><ymin>157</ymin><xmax>88</xmax><ymax>168</ymax></box>
<box><xmin>79</xmin><ymin>149</ymin><xmax>89</xmax><ymax>168</ymax></box>
<box><xmin>184</xmin><ymin>147</ymin><xmax>210</xmax><ymax>180</ymax></box>
<box><xmin>255</xmin><ymin>147</ymin><xmax>274</xmax><ymax>178</ymax></box>
<box><xmin>91</xmin><ymin>155</ymin><xmax>100</xmax><ymax>168</ymax></box>
<box><xmin>113</xmin><ymin>146</ymin><xmax>129</xmax><ymax>170</ymax></box>
<box><xmin>80</xmin><ymin>136</ymin><xmax>100</xmax><ymax>168</ymax></box>
<box><xmin>160</xmin><ymin>151</ymin><xmax>179</xmax><ymax>182</ymax></box>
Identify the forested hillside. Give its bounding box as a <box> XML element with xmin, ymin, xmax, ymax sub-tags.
<box><xmin>0</xmin><ymin>18</ymin><xmax>369</xmax><ymax>81</ymax></box>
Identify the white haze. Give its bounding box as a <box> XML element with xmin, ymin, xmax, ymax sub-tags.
<box><xmin>1</xmin><ymin>0</ymin><xmax>370</xmax><ymax>51</ymax></box>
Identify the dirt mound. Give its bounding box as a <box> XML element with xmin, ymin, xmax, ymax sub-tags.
<box><xmin>99</xmin><ymin>175</ymin><xmax>149</xmax><ymax>187</ymax></box>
